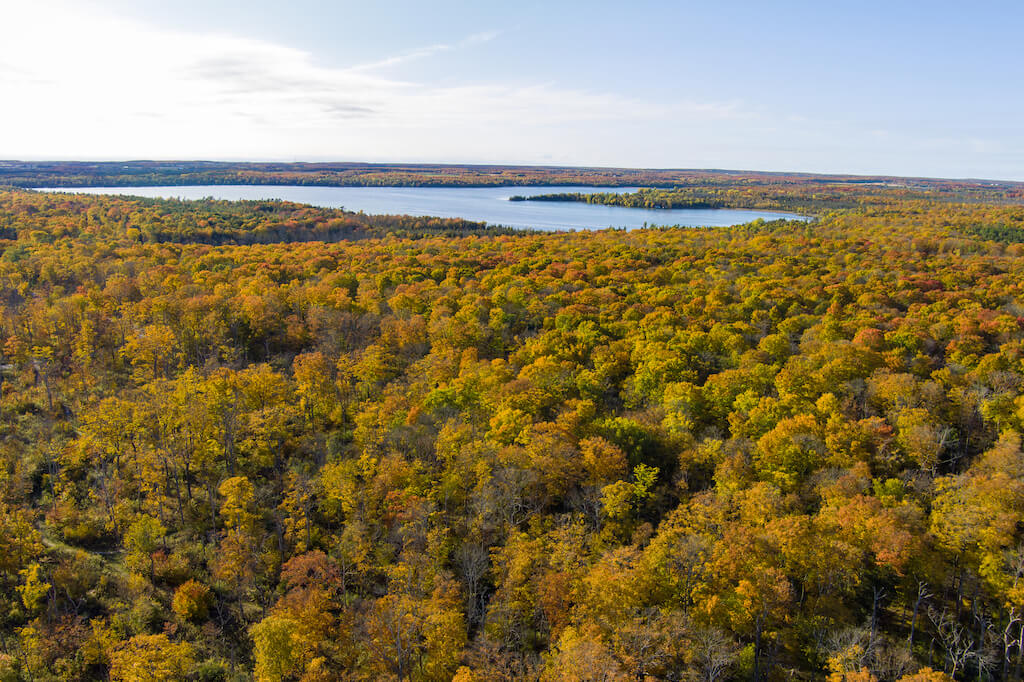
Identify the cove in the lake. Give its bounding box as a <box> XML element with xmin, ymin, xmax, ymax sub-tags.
<box><xmin>36</xmin><ymin>185</ymin><xmax>808</xmax><ymax>231</ymax></box>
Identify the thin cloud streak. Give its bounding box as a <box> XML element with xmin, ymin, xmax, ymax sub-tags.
<box><xmin>347</xmin><ymin>43</ymin><xmax>455</xmax><ymax>72</ymax></box>
<box><xmin>346</xmin><ymin>29</ymin><xmax>500</xmax><ymax>71</ymax></box>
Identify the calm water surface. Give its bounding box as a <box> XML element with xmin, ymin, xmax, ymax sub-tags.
<box><xmin>37</xmin><ymin>185</ymin><xmax>807</xmax><ymax>231</ymax></box>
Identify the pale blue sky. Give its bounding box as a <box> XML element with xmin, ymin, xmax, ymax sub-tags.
<box><xmin>1</xmin><ymin>0</ymin><xmax>1021</xmax><ymax>179</ymax></box>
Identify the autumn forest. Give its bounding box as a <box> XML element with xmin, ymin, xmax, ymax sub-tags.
<box><xmin>3</xmin><ymin>169</ymin><xmax>1024</xmax><ymax>681</ymax></box>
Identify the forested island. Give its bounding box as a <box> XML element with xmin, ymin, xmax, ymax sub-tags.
<box><xmin>510</xmin><ymin>182</ymin><xmax>1024</xmax><ymax>214</ymax></box>
<box><xmin>2</xmin><ymin>174</ymin><xmax>1024</xmax><ymax>680</ymax></box>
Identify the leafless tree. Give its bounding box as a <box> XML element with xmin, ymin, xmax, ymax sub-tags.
<box><xmin>928</xmin><ymin>606</ymin><xmax>976</xmax><ymax>678</ymax></box>
<box><xmin>824</xmin><ymin>625</ymin><xmax>873</xmax><ymax>672</ymax></box>
<box><xmin>688</xmin><ymin>625</ymin><xmax>740</xmax><ymax>682</ymax></box>
<box><xmin>455</xmin><ymin>541</ymin><xmax>491</xmax><ymax>629</ymax></box>
<box><xmin>869</xmin><ymin>640</ymin><xmax>915</xmax><ymax>682</ymax></box>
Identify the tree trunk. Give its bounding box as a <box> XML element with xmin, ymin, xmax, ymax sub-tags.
<box><xmin>870</xmin><ymin>586</ymin><xmax>885</xmax><ymax>653</ymax></box>
<box><xmin>910</xmin><ymin>581</ymin><xmax>929</xmax><ymax>646</ymax></box>
<box><xmin>1016</xmin><ymin>623</ymin><xmax>1023</xmax><ymax>680</ymax></box>
<box><xmin>183</xmin><ymin>460</ymin><xmax>194</xmax><ymax>502</ymax></box>
<box><xmin>752</xmin><ymin>614</ymin><xmax>763</xmax><ymax>682</ymax></box>
<box><xmin>207</xmin><ymin>480</ymin><xmax>218</xmax><ymax>534</ymax></box>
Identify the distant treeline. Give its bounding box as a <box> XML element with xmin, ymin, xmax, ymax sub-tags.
<box><xmin>0</xmin><ymin>161</ymin><xmax>704</xmax><ymax>188</ymax></box>
<box><xmin>6</xmin><ymin>160</ymin><xmax>1024</xmax><ymax>198</ymax></box>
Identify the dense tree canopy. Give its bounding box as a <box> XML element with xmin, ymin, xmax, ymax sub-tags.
<box><xmin>1</xmin><ymin>177</ymin><xmax>1024</xmax><ymax>680</ymax></box>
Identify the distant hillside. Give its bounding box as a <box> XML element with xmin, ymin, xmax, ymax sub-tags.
<box><xmin>6</xmin><ymin>159</ymin><xmax>1024</xmax><ymax>192</ymax></box>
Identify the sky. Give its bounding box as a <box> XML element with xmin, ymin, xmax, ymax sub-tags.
<box><xmin>1</xmin><ymin>0</ymin><xmax>1022</xmax><ymax>180</ymax></box>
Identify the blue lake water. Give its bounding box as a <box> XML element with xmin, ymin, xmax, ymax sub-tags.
<box><xmin>36</xmin><ymin>185</ymin><xmax>808</xmax><ymax>231</ymax></box>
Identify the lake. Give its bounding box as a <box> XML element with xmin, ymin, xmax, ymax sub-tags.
<box><xmin>36</xmin><ymin>185</ymin><xmax>808</xmax><ymax>231</ymax></box>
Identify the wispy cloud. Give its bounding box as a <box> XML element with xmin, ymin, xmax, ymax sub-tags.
<box><xmin>348</xmin><ymin>43</ymin><xmax>455</xmax><ymax>72</ymax></box>
<box><xmin>462</xmin><ymin>31</ymin><xmax>501</xmax><ymax>46</ymax></box>
<box><xmin>348</xmin><ymin>29</ymin><xmax>500</xmax><ymax>71</ymax></box>
<box><xmin>347</xmin><ymin>44</ymin><xmax>451</xmax><ymax>72</ymax></box>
